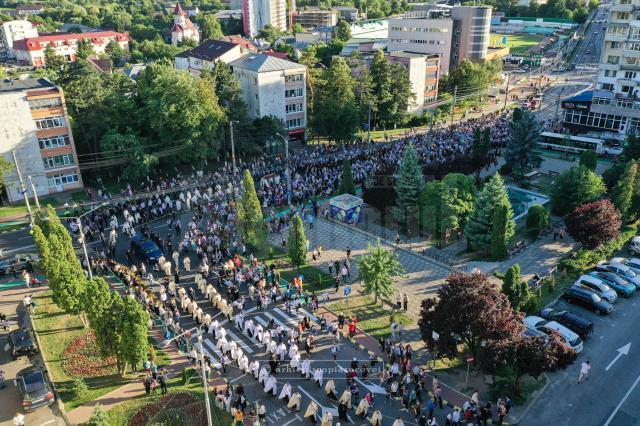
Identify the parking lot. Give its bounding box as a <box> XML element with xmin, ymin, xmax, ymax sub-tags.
<box><xmin>522</xmin><ymin>251</ymin><xmax>640</xmax><ymax>426</ymax></box>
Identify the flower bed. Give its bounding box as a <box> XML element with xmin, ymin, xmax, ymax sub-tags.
<box><xmin>128</xmin><ymin>392</ymin><xmax>204</xmax><ymax>426</ymax></box>
<box><xmin>62</xmin><ymin>331</ymin><xmax>118</xmax><ymax>378</ymax></box>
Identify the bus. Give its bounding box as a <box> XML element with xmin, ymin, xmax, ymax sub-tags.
<box><xmin>539</xmin><ymin>132</ymin><xmax>623</xmax><ymax>156</ymax></box>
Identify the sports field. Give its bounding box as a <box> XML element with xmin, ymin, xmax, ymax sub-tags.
<box><xmin>490</xmin><ymin>33</ymin><xmax>545</xmax><ymax>55</ymax></box>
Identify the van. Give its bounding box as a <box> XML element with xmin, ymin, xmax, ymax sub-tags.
<box><xmin>574</xmin><ymin>274</ymin><xmax>618</xmax><ymax>303</ymax></box>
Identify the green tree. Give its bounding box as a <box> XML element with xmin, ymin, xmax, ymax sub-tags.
<box><xmin>288</xmin><ymin>216</ymin><xmax>307</xmax><ymax>269</ymax></box>
<box><xmin>121</xmin><ymin>296</ymin><xmax>150</xmax><ymax>373</ymax></box>
<box><xmin>505</xmin><ymin>110</ymin><xmax>542</xmax><ymax>176</ymax></box>
<box><xmin>579</xmin><ymin>150</ymin><xmax>598</xmax><ymax>170</ymax></box>
<box><xmin>200</xmin><ymin>13</ymin><xmax>224</xmax><ymax>40</ymax></box>
<box><xmin>624</xmin><ymin>134</ymin><xmax>640</xmax><ymax>160</ymax></box>
<box><xmin>465</xmin><ymin>174</ymin><xmax>515</xmax><ymax>254</ymax></box>
<box><xmin>292</xmin><ymin>23</ymin><xmax>305</xmax><ymax>35</ymax></box>
<box><xmin>237</xmin><ymin>169</ymin><xmax>266</xmax><ymax>246</ymax></box>
<box><xmin>0</xmin><ymin>157</ymin><xmax>13</xmax><ymax>189</ymax></box>
<box><xmin>550</xmin><ymin>166</ymin><xmax>606</xmax><ymax>216</ymax></box>
<box><xmin>612</xmin><ymin>160</ymin><xmax>638</xmax><ymax>220</ymax></box>
<box><xmin>393</xmin><ymin>144</ymin><xmax>425</xmax><ymax>233</ymax></box>
<box><xmin>105</xmin><ymin>40</ymin><xmax>128</xmax><ymax>66</ymax></box>
<box><xmin>526</xmin><ymin>205</ymin><xmax>550</xmax><ymax>236</ymax></box>
<box><xmin>339</xmin><ymin>160</ymin><xmax>356</xmax><ymax>195</ymax></box>
<box><xmin>358</xmin><ymin>240</ymin><xmax>403</xmax><ymax>303</ymax></box>
<box><xmin>334</xmin><ymin>20</ymin><xmax>351</xmax><ymax>42</ymax></box>
<box><xmin>44</xmin><ymin>44</ymin><xmax>67</xmax><ymax>79</ymax></box>
<box><xmin>100</xmin><ymin>129</ymin><xmax>157</xmax><ymax>181</ymax></box>
<box><xmin>490</xmin><ymin>203</ymin><xmax>510</xmax><ymax>260</ymax></box>
<box><xmin>501</xmin><ymin>264</ymin><xmax>529</xmax><ymax>312</ymax></box>
<box><xmin>369</xmin><ymin>50</ymin><xmax>412</xmax><ymax>127</ymax></box>
<box><xmin>82</xmin><ymin>277</ymin><xmax>113</xmax><ymax>330</ymax></box>
<box><xmin>258</xmin><ymin>24</ymin><xmax>284</xmax><ymax>44</ymax></box>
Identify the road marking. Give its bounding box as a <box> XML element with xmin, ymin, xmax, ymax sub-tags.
<box><xmin>224</xmin><ymin>328</ymin><xmax>254</xmax><ymax>354</ymax></box>
<box><xmin>229</xmin><ymin>374</ymin><xmax>246</xmax><ymax>383</ymax></box>
<box><xmin>605</xmin><ymin>343</ymin><xmax>631</xmax><ymax>371</ymax></box>
<box><xmin>37</xmin><ymin>420</ymin><xmax>56</xmax><ymax>426</ymax></box>
<box><xmin>264</xmin><ymin>311</ymin><xmax>290</xmax><ymax>332</ymax></box>
<box><xmin>282</xmin><ymin>414</ymin><xmax>302</xmax><ymax>426</ymax></box>
<box><xmin>273</xmin><ymin>307</ymin><xmax>299</xmax><ymax>327</ymax></box>
<box><xmin>603</xmin><ymin>373</ymin><xmax>640</xmax><ymax>426</ymax></box>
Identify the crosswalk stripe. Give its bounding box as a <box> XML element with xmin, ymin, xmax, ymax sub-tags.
<box><xmin>253</xmin><ymin>315</ymin><xmax>269</xmax><ymax>328</ymax></box>
<box><xmin>298</xmin><ymin>308</ymin><xmax>319</xmax><ymax>323</ymax></box>
<box><xmin>224</xmin><ymin>328</ymin><xmax>254</xmax><ymax>354</ymax></box>
<box><xmin>202</xmin><ymin>339</ymin><xmax>223</xmax><ymax>369</ymax></box>
<box><xmin>264</xmin><ymin>311</ymin><xmax>290</xmax><ymax>332</ymax></box>
<box><xmin>273</xmin><ymin>307</ymin><xmax>299</xmax><ymax>327</ymax></box>
<box><xmin>194</xmin><ymin>341</ymin><xmax>222</xmax><ymax>370</ymax></box>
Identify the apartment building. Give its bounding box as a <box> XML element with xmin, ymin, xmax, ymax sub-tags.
<box><xmin>450</xmin><ymin>6</ymin><xmax>492</xmax><ymax>69</ymax></box>
<box><xmin>388</xmin><ymin>10</ymin><xmax>454</xmax><ymax>74</ymax></box>
<box><xmin>574</xmin><ymin>0</ymin><xmax>640</xmax><ymax>136</ymax></box>
<box><xmin>294</xmin><ymin>8</ymin><xmax>338</xmax><ymax>29</ymax></box>
<box><xmin>175</xmin><ymin>39</ymin><xmax>243</xmax><ymax>74</ymax></box>
<box><xmin>229</xmin><ymin>54</ymin><xmax>307</xmax><ymax>138</ymax></box>
<box><xmin>0</xmin><ymin>19</ymin><xmax>38</xmax><ymax>59</ymax></box>
<box><xmin>387</xmin><ymin>51</ymin><xmax>440</xmax><ymax>112</ymax></box>
<box><xmin>0</xmin><ymin>78</ymin><xmax>82</xmax><ymax>203</ymax></box>
<box><xmin>242</xmin><ymin>0</ymin><xmax>287</xmax><ymax>37</ymax></box>
<box><xmin>13</xmin><ymin>31</ymin><xmax>129</xmax><ymax>66</ymax></box>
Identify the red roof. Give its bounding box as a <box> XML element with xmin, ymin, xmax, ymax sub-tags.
<box><xmin>14</xmin><ymin>31</ymin><xmax>129</xmax><ymax>52</ymax></box>
<box><xmin>172</xmin><ymin>23</ymin><xmax>184</xmax><ymax>32</ymax></box>
<box><xmin>263</xmin><ymin>50</ymin><xmax>289</xmax><ymax>60</ymax></box>
<box><xmin>222</xmin><ymin>35</ymin><xmax>258</xmax><ymax>52</ymax></box>
<box><xmin>174</xmin><ymin>3</ymin><xmax>187</xmax><ymax>16</ymax></box>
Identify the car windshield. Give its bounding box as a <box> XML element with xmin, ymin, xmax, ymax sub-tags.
<box><xmin>535</xmin><ymin>319</ymin><xmax>549</xmax><ymax>328</ymax></box>
<box><xmin>570</xmin><ymin>336</ymin><xmax>583</xmax><ymax>347</ymax></box>
<box><xmin>22</xmin><ymin>371</ymin><xmax>45</xmax><ymax>394</ymax></box>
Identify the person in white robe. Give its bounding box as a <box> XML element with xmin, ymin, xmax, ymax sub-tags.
<box><xmin>301</xmin><ymin>359</ymin><xmax>311</xmax><ymax>378</ymax></box>
<box><xmin>321</xmin><ymin>412</ymin><xmax>333</xmax><ymax>426</ymax></box>
<box><xmin>277</xmin><ymin>343</ymin><xmax>287</xmax><ymax>360</ymax></box>
<box><xmin>339</xmin><ymin>389</ymin><xmax>352</xmax><ymax>409</ymax></box>
<box><xmin>259</xmin><ymin>366</ymin><xmax>269</xmax><ymax>384</ymax></box>
<box><xmin>268</xmin><ymin>340</ymin><xmax>277</xmax><ymax>354</ymax></box>
<box><xmin>355</xmin><ymin>398</ymin><xmax>369</xmax><ymax>418</ymax></box>
<box><xmin>304</xmin><ymin>401</ymin><xmax>318</xmax><ymax>424</ymax></box>
<box><xmin>290</xmin><ymin>353</ymin><xmax>301</xmax><ymax>371</ymax></box>
<box><xmin>287</xmin><ymin>392</ymin><xmax>301</xmax><ymax>411</ymax></box>
<box><xmin>370</xmin><ymin>410</ymin><xmax>383</xmax><ymax>426</ymax></box>
<box><xmin>313</xmin><ymin>368</ymin><xmax>323</xmax><ymax>387</ymax></box>
<box><xmin>278</xmin><ymin>382</ymin><xmax>292</xmax><ymax>402</ymax></box>
<box><xmin>324</xmin><ymin>379</ymin><xmax>337</xmax><ymax>400</ymax></box>
<box><xmin>251</xmin><ymin>360</ymin><xmax>260</xmax><ymax>379</ymax></box>
<box><xmin>264</xmin><ymin>375</ymin><xmax>277</xmax><ymax>396</ymax></box>
<box><xmin>236</xmin><ymin>313</ymin><xmax>244</xmax><ymax>329</ymax></box>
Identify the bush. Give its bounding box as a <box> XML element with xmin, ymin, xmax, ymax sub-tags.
<box><xmin>499</xmin><ymin>163</ymin><xmax>513</xmax><ymax>176</ymax></box>
<box><xmin>547</xmin><ymin>274</ymin><xmax>556</xmax><ymax>293</ymax></box>
<box><xmin>579</xmin><ymin>150</ymin><xmax>597</xmax><ymax>170</ymax></box>
<box><xmin>521</xmin><ymin>292</ymin><xmax>541</xmax><ymax>314</ymax></box>
<box><xmin>73</xmin><ymin>377</ymin><xmax>88</xmax><ymax>399</ymax></box>
<box><xmin>268</xmin><ymin>246</ymin><xmax>273</xmax><ymax>259</ymax></box>
<box><xmin>564</xmin><ymin>199</ymin><xmax>621</xmax><ymax>249</ymax></box>
<box><xmin>526</xmin><ymin>205</ymin><xmax>550</xmax><ymax>236</ymax></box>
<box><xmin>88</xmin><ymin>404</ymin><xmax>108</xmax><ymax>426</ymax></box>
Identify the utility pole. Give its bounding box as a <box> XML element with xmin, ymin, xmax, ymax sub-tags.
<box><xmin>276</xmin><ymin>133</ymin><xmax>292</xmax><ymax>206</ymax></box>
<box><xmin>27</xmin><ymin>176</ymin><xmax>40</xmax><ymax>210</ymax></box>
<box><xmin>77</xmin><ymin>218</ymin><xmax>93</xmax><ymax>279</ymax></box>
<box><xmin>199</xmin><ymin>333</ymin><xmax>213</xmax><ymax>426</ymax></box>
<box><xmin>503</xmin><ymin>75</ymin><xmax>510</xmax><ymax>110</ymax></box>
<box><xmin>367</xmin><ymin>102</ymin><xmax>372</xmax><ymax>143</ymax></box>
<box><xmin>11</xmin><ymin>151</ymin><xmax>33</xmax><ymax>227</ymax></box>
<box><xmin>450</xmin><ymin>85</ymin><xmax>457</xmax><ymax>125</ymax></box>
<box><xmin>229</xmin><ymin>121</ymin><xmax>237</xmax><ymax>174</ymax></box>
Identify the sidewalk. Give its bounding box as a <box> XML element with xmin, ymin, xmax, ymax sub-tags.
<box><xmin>66</xmin><ymin>325</ymin><xmax>228</xmax><ymax>424</ymax></box>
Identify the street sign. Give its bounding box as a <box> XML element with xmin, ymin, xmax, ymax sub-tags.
<box><xmin>432</xmin><ymin>331</ymin><xmax>439</xmax><ymax>341</ymax></box>
<box><xmin>467</xmin><ymin>356</ymin><xmax>475</xmax><ymax>364</ymax></box>
<box><xmin>501</xmin><ymin>35</ymin><xmax>507</xmax><ymax>45</ymax></box>
<box><xmin>343</xmin><ymin>286</ymin><xmax>351</xmax><ymax>296</ymax></box>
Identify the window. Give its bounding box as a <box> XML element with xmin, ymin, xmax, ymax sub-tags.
<box><xmin>28</xmin><ymin>97</ymin><xmax>62</xmax><ymax>110</ymax></box>
<box><xmin>286</xmin><ymin>103</ymin><xmax>303</xmax><ymax>113</ymax></box>
<box><xmin>285</xmin><ymin>74</ymin><xmax>304</xmax><ymax>82</ymax></box>
<box><xmin>287</xmin><ymin>117</ymin><xmax>303</xmax><ymax>128</ymax></box>
<box><xmin>35</xmin><ymin>116</ymin><xmax>65</xmax><ymax>129</ymax></box>
<box><xmin>604</xmin><ymin>70</ymin><xmax>618</xmax><ymax>77</ymax></box>
<box><xmin>611</xmin><ymin>41</ymin><xmax>623</xmax><ymax>49</ymax></box>
<box><xmin>47</xmin><ymin>172</ymin><xmax>79</xmax><ymax>187</ymax></box>
<box><xmin>285</xmin><ymin>88</ymin><xmax>303</xmax><ymax>98</ymax></box>
<box><xmin>628</xmin><ymin>42</ymin><xmax>640</xmax><ymax>51</ymax></box>
<box><xmin>608</xmin><ymin>25</ymin><xmax>628</xmax><ymax>36</ymax></box>
<box><xmin>42</xmin><ymin>154</ymin><xmax>74</xmax><ymax>169</ymax></box>
<box><xmin>625</xmin><ymin>71</ymin><xmax>637</xmax><ymax>79</ymax></box>
<box><xmin>615</xmin><ymin>12</ymin><xmax>630</xmax><ymax>20</ymax></box>
<box><xmin>38</xmin><ymin>135</ymin><xmax>70</xmax><ymax>149</ymax></box>
<box><xmin>601</xmin><ymin>83</ymin><xmax>614</xmax><ymax>91</ymax></box>
<box><xmin>608</xmin><ymin>55</ymin><xmax>620</xmax><ymax>65</ymax></box>
<box><xmin>622</xmin><ymin>85</ymin><xmax>633</xmax><ymax>94</ymax></box>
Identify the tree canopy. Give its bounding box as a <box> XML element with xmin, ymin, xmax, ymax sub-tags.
<box><xmin>550</xmin><ymin>166</ymin><xmax>606</xmax><ymax>216</ymax></box>
<box><xmin>358</xmin><ymin>241</ymin><xmax>403</xmax><ymax>303</ymax></box>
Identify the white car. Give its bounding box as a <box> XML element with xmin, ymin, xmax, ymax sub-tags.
<box><xmin>513</xmin><ymin>68</ymin><xmax>527</xmax><ymax>73</ymax></box>
<box><xmin>523</xmin><ymin>316</ymin><xmax>584</xmax><ymax>353</ymax></box>
<box><xmin>574</xmin><ymin>274</ymin><xmax>618</xmax><ymax>304</ymax></box>
<box><xmin>611</xmin><ymin>257</ymin><xmax>640</xmax><ymax>274</ymax></box>
<box><xmin>630</xmin><ymin>237</ymin><xmax>640</xmax><ymax>256</ymax></box>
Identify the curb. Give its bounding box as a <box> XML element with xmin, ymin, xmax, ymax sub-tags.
<box><xmin>505</xmin><ymin>373</ymin><xmax>550</xmax><ymax>425</ymax></box>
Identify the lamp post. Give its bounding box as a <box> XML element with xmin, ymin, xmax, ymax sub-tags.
<box><xmin>229</xmin><ymin>120</ymin><xmax>239</xmax><ymax>175</ymax></box>
<box><xmin>68</xmin><ymin>202</ymin><xmax>108</xmax><ymax>280</ymax></box>
<box><xmin>160</xmin><ymin>326</ymin><xmax>212</xmax><ymax>426</ymax></box>
<box><xmin>275</xmin><ymin>133</ymin><xmax>291</xmax><ymax>206</ymax></box>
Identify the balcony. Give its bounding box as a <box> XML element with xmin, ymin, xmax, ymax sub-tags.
<box><xmin>606</xmin><ymin>32</ymin><xmax>630</xmax><ymax>42</ymax></box>
<box><xmin>624</xmin><ymin>49</ymin><xmax>640</xmax><ymax>58</ymax></box>
<box><xmin>612</xmin><ymin>3</ymin><xmax>634</xmax><ymax>12</ymax></box>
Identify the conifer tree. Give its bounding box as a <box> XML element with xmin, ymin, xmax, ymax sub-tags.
<box><xmin>288</xmin><ymin>216</ymin><xmax>307</xmax><ymax>270</ymax></box>
<box><xmin>393</xmin><ymin>144</ymin><xmax>425</xmax><ymax>233</ymax></box>
<box><xmin>339</xmin><ymin>159</ymin><xmax>356</xmax><ymax>195</ymax></box>
<box><xmin>237</xmin><ymin>169</ymin><xmax>266</xmax><ymax>246</ymax></box>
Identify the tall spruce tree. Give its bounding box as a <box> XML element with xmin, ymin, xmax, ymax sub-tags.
<box><xmin>501</xmin><ymin>264</ymin><xmax>529</xmax><ymax>312</ymax></box>
<box><xmin>490</xmin><ymin>203</ymin><xmax>509</xmax><ymax>260</ymax></box>
<box><xmin>237</xmin><ymin>169</ymin><xmax>266</xmax><ymax>246</ymax></box>
<box><xmin>339</xmin><ymin>159</ymin><xmax>356</xmax><ymax>195</ymax></box>
<box><xmin>288</xmin><ymin>216</ymin><xmax>307</xmax><ymax>270</ymax></box>
<box><xmin>465</xmin><ymin>173</ymin><xmax>515</xmax><ymax>254</ymax></box>
<box><xmin>393</xmin><ymin>144</ymin><xmax>425</xmax><ymax>233</ymax></box>
<box><xmin>505</xmin><ymin>110</ymin><xmax>542</xmax><ymax>176</ymax></box>
<box><xmin>613</xmin><ymin>160</ymin><xmax>638</xmax><ymax>220</ymax></box>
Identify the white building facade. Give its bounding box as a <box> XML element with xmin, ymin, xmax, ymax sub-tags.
<box><xmin>0</xmin><ymin>20</ymin><xmax>38</xmax><ymax>59</ymax></box>
<box><xmin>230</xmin><ymin>54</ymin><xmax>307</xmax><ymax>138</ymax></box>
<box><xmin>242</xmin><ymin>0</ymin><xmax>287</xmax><ymax>38</ymax></box>
<box><xmin>171</xmin><ymin>3</ymin><xmax>200</xmax><ymax>47</ymax></box>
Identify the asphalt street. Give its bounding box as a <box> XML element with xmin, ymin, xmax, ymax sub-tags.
<box><xmin>521</xmin><ymin>257</ymin><xmax>640</xmax><ymax>426</ymax></box>
<box><xmin>572</xmin><ymin>3</ymin><xmax>609</xmax><ymax>67</ymax></box>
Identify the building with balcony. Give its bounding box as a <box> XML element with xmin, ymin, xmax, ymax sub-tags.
<box><xmin>242</xmin><ymin>0</ymin><xmax>287</xmax><ymax>37</ymax></box>
<box><xmin>387</xmin><ymin>51</ymin><xmax>440</xmax><ymax>112</ymax></box>
<box><xmin>13</xmin><ymin>31</ymin><xmax>129</xmax><ymax>66</ymax></box>
<box><xmin>175</xmin><ymin>39</ymin><xmax>243</xmax><ymax>74</ymax></box>
<box><xmin>581</xmin><ymin>0</ymin><xmax>640</xmax><ymax>136</ymax></box>
<box><xmin>229</xmin><ymin>53</ymin><xmax>307</xmax><ymax>138</ymax></box>
<box><xmin>294</xmin><ymin>8</ymin><xmax>338</xmax><ymax>29</ymax></box>
<box><xmin>450</xmin><ymin>6</ymin><xmax>492</xmax><ymax>69</ymax></box>
<box><xmin>0</xmin><ymin>19</ymin><xmax>38</xmax><ymax>59</ymax></box>
<box><xmin>388</xmin><ymin>10</ymin><xmax>454</xmax><ymax>75</ymax></box>
<box><xmin>0</xmin><ymin>78</ymin><xmax>83</xmax><ymax>203</ymax></box>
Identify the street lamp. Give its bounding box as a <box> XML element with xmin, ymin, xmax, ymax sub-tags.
<box><xmin>160</xmin><ymin>326</ymin><xmax>213</xmax><ymax>426</ymax></box>
<box><xmin>67</xmin><ymin>202</ymin><xmax>108</xmax><ymax>280</ymax></box>
<box><xmin>275</xmin><ymin>133</ymin><xmax>292</xmax><ymax>206</ymax></box>
<box><xmin>229</xmin><ymin>120</ymin><xmax>239</xmax><ymax>175</ymax></box>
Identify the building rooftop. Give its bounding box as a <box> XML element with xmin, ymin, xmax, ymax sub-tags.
<box><xmin>0</xmin><ymin>77</ymin><xmax>54</xmax><ymax>92</ymax></box>
<box><xmin>564</xmin><ymin>90</ymin><xmax>593</xmax><ymax>103</ymax></box>
<box><xmin>13</xmin><ymin>30</ymin><xmax>129</xmax><ymax>51</ymax></box>
<box><xmin>229</xmin><ymin>53</ymin><xmax>304</xmax><ymax>72</ymax></box>
<box><xmin>387</xmin><ymin>51</ymin><xmax>429</xmax><ymax>59</ymax></box>
<box><xmin>176</xmin><ymin>39</ymin><xmax>237</xmax><ymax>60</ymax></box>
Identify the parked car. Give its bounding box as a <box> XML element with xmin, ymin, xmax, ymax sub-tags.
<box><xmin>16</xmin><ymin>367</ymin><xmax>55</xmax><ymax>412</ymax></box>
<box><xmin>588</xmin><ymin>271</ymin><xmax>636</xmax><ymax>297</ymax></box>
<box><xmin>523</xmin><ymin>316</ymin><xmax>584</xmax><ymax>353</ymax></box>
<box><xmin>596</xmin><ymin>263</ymin><xmax>640</xmax><ymax>289</ymax></box>
<box><xmin>8</xmin><ymin>328</ymin><xmax>38</xmax><ymax>358</ymax></box>
<box><xmin>130</xmin><ymin>235</ymin><xmax>162</xmax><ymax>263</ymax></box>
<box><xmin>611</xmin><ymin>257</ymin><xmax>640</xmax><ymax>271</ymax></box>
<box><xmin>562</xmin><ymin>286</ymin><xmax>614</xmax><ymax>315</ymax></box>
<box><xmin>539</xmin><ymin>308</ymin><xmax>594</xmax><ymax>339</ymax></box>
<box><xmin>513</xmin><ymin>68</ymin><xmax>527</xmax><ymax>73</ymax></box>
<box><xmin>0</xmin><ymin>254</ymin><xmax>33</xmax><ymax>275</ymax></box>
<box><xmin>574</xmin><ymin>274</ymin><xmax>618</xmax><ymax>303</ymax></box>
<box><xmin>630</xmin><ymin>236</ymin><xmax>640</xmax><ymax>256</ymax></box>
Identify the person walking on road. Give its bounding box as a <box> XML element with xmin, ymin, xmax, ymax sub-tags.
<box><xmin>12</xmin><ymin>413</ymin><xmax>25</xmax><ymax>426</ymax></box>
<box><xmin>578</xmin><ymin>360</ymin><xmax>591</xmax><ymax>383</ymax></box>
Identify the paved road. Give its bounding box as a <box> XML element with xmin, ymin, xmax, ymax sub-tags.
<box><xmin>521</xmin><ymin>267</ymin><xmax>640</xmax><ymax>426</ymax></box>
<box><xmin>573</xmin><ymin>3</ymin><xmax>609</xmax><ymax>66</ymax></box>
<box><xmin>535</xmin><ymin>81</ymin><xmax>593</xmax><ymax>123</ymax></box>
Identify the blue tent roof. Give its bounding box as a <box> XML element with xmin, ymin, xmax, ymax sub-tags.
<box><xmin>565</xmin><ymin>90</ymin><xmax>592</xmax><ymax>103</ymax></box>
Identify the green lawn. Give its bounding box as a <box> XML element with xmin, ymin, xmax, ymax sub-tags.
<box><xmin>31</xmin><ymin>291</ymin><xmax>170</xmax><ymax>411</ymax></box>
<box><xmin>328</xmin><ymin>295</ymin><xmax>412</xmax><ymax>339</ymax></box>
<box><xmin>490</xmin><ymin>33</ymin><xmax>545</xmax><ymax>55</ymax></box>
<box><xmin>0</xmin><ymin>204</ymin><xmax>27</xmax><ymax>219</ymax></box>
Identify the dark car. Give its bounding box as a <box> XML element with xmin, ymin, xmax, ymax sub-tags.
<box><xmin>8</xmin><ymin>328</ymin><xmax>38</xmax><ymax>358</ymax></box>
<box><xmin>130</xmin><ymin>235</ymin><xmax>162</xmax><ymax>263</ymax></box>
<box><xmin>562</xmin><ymin>286</ymin><xmax>614</xmax><ymax>315</ymax></box>
<box><xmin>539</xmin><ymin>308</ymin><xmax>594</xmax><ymax>339</ymax></box>
<box><xmin>16</xmin><ymin>367</ymin><xmax>55</xmax><ymax>411</ymax></box>
<box><xmin>0</xmin><ymin>255</ymin><xmax>33</xmax><ymax>275</ymax></box>
<box><xmin>589</xmin><ymin>271</ymin><xmax>636</xmax><ymax>297</ymax></box>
